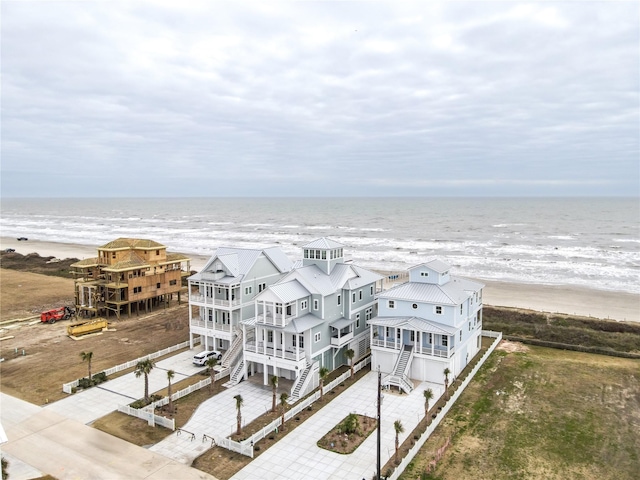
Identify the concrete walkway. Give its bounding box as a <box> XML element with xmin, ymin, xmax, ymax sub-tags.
<box><xmin>0</xmin><ymin>393</ymin><xmax>217</xmax><ymax>480</ymax></box>
<box><xmin>232</xmin><ymin>373</ymin><xmax>443</xmax><ymax>480</ymax></box>
<box><xmin>44</xmin><ymin>348</ymin><xmax>204</xmax><ymax>424</ymax></box>
<box><xmin>149</xmin><ymin>378</ymin><xmax>280</xmax><ymax>464</ymax></box>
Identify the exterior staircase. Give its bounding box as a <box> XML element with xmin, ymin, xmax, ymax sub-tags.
<box><xmin>222</xmin><ymin>359</ymin><xmax>245</xmax><ymax>388</ymax></box>
<box><xmin>221</xmin><ymin>328</ymin><xmax>243</xmax><ymax>369</ymax></box>
<box><xmin>382</xmin><ymin>344</ymin><xmax>414</xmax><ymax>394</ymax></box>
<box><xmin>289</xmin><ymin>362</ymin><xmax>315</xmax><ymax>402</ymax></box>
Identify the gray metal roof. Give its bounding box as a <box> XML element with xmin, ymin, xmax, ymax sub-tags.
<box><xmin>217</xmin><ymin>253</ymin><xmax>240</xmax><ymax>277</ymax></box>
<box><xmin>192</xmin><ymin>246</ymin><xmax>291</xmax><ymax>282</ymax></box>
<box><xmin>411</xmin><ymin>258</ymin><xmax>451</xmax><ymax>274</ymax></box>
<box><xmin>282</xmin><ymin>314</ymin><xmax>325</xmax><ymax>333</ymax></box>
<box><xmin>264</xmin><ymin>247</ymin><xmax>294</xmax><ymax>273</ymax></box>
<box><xmin>330</xmin><ymin>317</ymin><xmax>354</xmax><ymax>329</ymax></box>
<box><xmin>344</xmin><ymin>265</ymin><xmax>383</xmax><ymax>289</ymax></box>
<box><xmin>379</xmin><ymin>280</ymin><xmax>467</xmax><ymax>305</ymax></box>
<box><xmin>262</xmin><ymin>280</ymin><xmax>310</xmax><ymax>303</ymax></box>
<box><xmin>368</xmin><ymin>316</ymin><xmax>457</xmax><ymax>335</ymax></box>
<box><xmin>302</xmin><ymin>237</ymin><xmax>344</xmax><ymax>249</ymax></box>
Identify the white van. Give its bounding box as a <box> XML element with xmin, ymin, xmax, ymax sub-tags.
<box><xmin>193</xmin><ymin>350</ymin><xmax>222</xmax><ymax>366</ymax></box>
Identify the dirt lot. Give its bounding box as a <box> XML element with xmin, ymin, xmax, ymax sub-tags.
<box><xmin>0</xmin><ymin>268</ymin><xmax>190</xmax><ymax>405</ymax></box>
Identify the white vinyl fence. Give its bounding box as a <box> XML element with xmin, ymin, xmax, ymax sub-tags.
<box><xmin>63</xmin><ymin>338</ymin><xmax>200</xmax><ymax>394</ymax></box>
<box><xmin>117</xmin><ymin>404</ymin><xmax>176</xmax><ymax>430</ymax></box>
<box><xmin>387</xmin><ymin>331</ymin><xmax>503</xmax><ymax>480</ymax></box>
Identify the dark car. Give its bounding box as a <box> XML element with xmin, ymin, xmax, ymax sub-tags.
<box><xmin>3</xmin><ymin>248</ymin><xmax>16</xmax><ymax>253</ymax></box>
<box><xmin>17</xmin><ymin>237</ymin><xmax>28</xmax><ymax>241</ymax></box>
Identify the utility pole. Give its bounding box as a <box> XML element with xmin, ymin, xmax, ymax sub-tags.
<box><xmin>377</xmin><ymin>365</ymin><xmax>381</xmax><ymax>480</ymax></box>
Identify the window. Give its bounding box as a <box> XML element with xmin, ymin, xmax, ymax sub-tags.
<box><xmin>468</xmin><ymin>322</ymin><xmax>471</xmax><ymax>331</ymax></box>
<box><xmin>245</xmin><ymin>286</ymin><xmax>252</xmax><ymax>295</ymax></box>
<box><xmin>156</xmin><ymin>283</ymin><xmax>161</xmax><ymax>289</ymax></box>
<box><xmin>133</xmin><ymin>286</ymin><xmax>142</xmax><ymax>294</ymax></box>
<box><xmin>312</xmin><ymin>299</ymin><xmax>318</xmax><ymax>310</ymax></box>
<box><xmin>442</xmin><ymin>335</ymin><xmax>448</xmax><ymax>347</ymax></box>
<box><xmin>258</xmin><ymin>283</ymin><xmax>266</xmax><ymax>292</ymax></box>
<box><xmin>208</xmin><ymin>310</ymin><xmax>213</xmax><ymax>321</ymax></box>
<box><xmin>370</xmin><ymin>285</ymin><xmax>374</xmax><ymax>295</ymax></box>
<box><xmin>292</xmin><ymin>335</ymin><xmax>297</xmax><ymax>347</ymax></box>
<box><xmin>460</xmin><ymin>331</ymin><xmax>462</xmax><ymax>341</ymax></box>
<box><xmin>410</xmin><ymin>331</ymin><xmax>415</xmax><ymax>342</ymax></box>
<box><xmin>460</xmin><ymin>305</ymin><xmax>463</xmax><ymax>315</ymax></box>
<box><xmin>280</xmin><ymin>333</ymin><xmax>283</xmax><ymax>343</ymax></box>
<box><xmin>412</xmin><ymin>303</ymin><xmax>418</xmax><ymax>309</ymax></box>
<box><xmin>169</xmin><ymin>279</ymin><xmax>177</xmax><ymax>286</ymax></box>
<box><xmin>337</xmin><ymin>294</ymin><xmax>341</xmax><ymax>306</ymax></box>
<box><xmin>388</xmin><ymin>300</ymin><xmax>395</xmax><ymax>309</ymax></box>
<box><xmin>322</xmin><ymin>250</ymin><xmax>326</xmax><ymax>259</ymax></box>
<box><xmin>286</xmin><ymin>305</ymin><xmax>292</xmax><ymax>315</ymax></box>
<box><xmin>217</xmin><ymin>288</ymin><xmax>222</xmax><ymax>294</ymax></box>
<box><xmin>396</xmin><ymin>329</ymin><xmax>401</xmax><ymax>340</ymax></box>
<box><xmin>365</xmin><ymin>307</ymin><xmax>372</xmax><ymax>321</ymax></box>
<box><xmin>436</xmin><ymin>306</ymin><xmax>442</xmax><ymax>314</ymax></box>
<box><xmin>304</xmin><ymin>249</ymin><xmax>309</xmax><ymax>258</ymax></box>
<box><xmin>356</xmin><ymin>314</ymin><xmax>360</xmax><ymax>328</ymax></box>
<box><xmin>352</xmin><ymin>293</ymin><xmax>356</xmax><ymax>303</ymax></box>
<box><xmin>316</xmin><ymin>250</ymin><xmax>321</xmax><ymax>259</ymax></box>
<box><xmin>156</xmin><ymin>250</ymin><xmax>160</xmax><ymax>255</ymax></box>
<box><xmin>421</xmin><ymin>271</ymin><xmax>428</xmax><ymax>277</ymax></box>
<box><xmin>301</xmin><ymin>299</ymin><xmax>308</xmax><ymax>310</ymax></box>
<box><xmin>314</xmin><ymin>332</ymin><xmax>321</xmax><ymax>343</ymax></box>
<box><xmin>268</xmin><ymin>331</ymin><xmax>273</xmax><ymax>343</ymax></box>
<box><xmin>299</xmin><ymin>335</ymin><xmax>304</xmax><ymax>348</ymax></box>
<box><xmin>276</xmin><ymin>305</ymin><xmax>282</xmax><ymax>314</ymax></box>
<box><xmin>112</xmin><ymin>253</ymin><xmax>116</xmax><ymax>259</ymax></box>
<box><xmin>428</xmin><ymin>333</ymin><xmax>432</xmax><ymax>344</ymax></box>
<box><xmin>359</xmin><ymin>290</ymin><xmax>362</xmax><ymax>300</ymax></box>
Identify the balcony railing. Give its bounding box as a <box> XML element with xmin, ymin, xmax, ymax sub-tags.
<box><xmin>244</xmin><ymin>341</ymin><xmax>305</xmax><ymax>362</ymax></box>
<box><xmin>190</xmin><ymin>319</ymin><xmax>231</xmax><ymax>332</ymax></box>
<box><xmin>372</xmin><ymin>339</ymin><xmax>453</xmax><ymax>358</ymax></box>
<box><xmin>189</xmin><ymin>294</ymin><xmax>241</xmax><ymax>307</ymax></box>
<box><xmin>330</xmin><ymin>330</ymin><xmax>353</xmax><ymax>347</ymax></box>
<box><xmin>255</xmin><ymin>313</ymin><xmax>296</xmax><ymax>327</ymax></box>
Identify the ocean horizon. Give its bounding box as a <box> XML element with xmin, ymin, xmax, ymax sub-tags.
<box><xmin>1</xmin><ymin>196</ymin><xmax>638</xmax><ymax>295</ymax></box>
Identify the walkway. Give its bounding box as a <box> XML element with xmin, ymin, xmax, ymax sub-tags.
<box><xmin>149</xmin><ymin>377</ymin><xmax>286</xmax><ymax>464</ymax></box>
<box><xmin>0</xmin><ymin>393</ymin><xmax>217</xmax><ymax>480</ymax></box>
<box><xmin>44</xmin><ymin>348</ymin><xmax>204</xmax><ymax>424</ymax></box>
<box><xmin>232</xmin><ymin>373</ymin><xmax>443</xmax><ymax>480</ymax></box>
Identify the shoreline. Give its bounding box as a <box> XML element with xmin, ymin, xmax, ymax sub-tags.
<box><xmin>1</xmin><ymin>236</ymin><xmax>638</xmax><ymax>323</ymax></box>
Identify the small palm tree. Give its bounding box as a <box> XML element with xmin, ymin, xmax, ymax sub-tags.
<box><xmin>394</xmin><ymin>419</ymin><xmax>404</xmax><ymax>462</ymax></box>
<box><xmin>234</xmin><ymin>394</ymin><xmax>244</xmax><ymax>435</ymax></box>
<box><xmin>423</xmin><ymin>388</ymin><xmax>434</xmax><ymax>417</ymax></box>
<box><xmin>270</xmin><ymin>375</ymin><xmax>278</xmax><ymax>412</ymax></box>
<box><xmin>345</xmin><ymin>348</ymin><xmax>355</xmax><ymax>379</ymax></box>
<box><xmin>279</xmin><ymin>392</ymin><xmax>289</xmax><ymax>428</ymax></box>
<box><xmin>80</xmin><ymin>351</ymin><xmax>93</xmax><ymax>382</ymax></box>
<box><xmin>443</xmin><ymin>367</ymin><xmax>451</xmax><ymax>399</ymax></box>
<box><xmin>319</xmin><ymin>366</ymin><xmax>329</xmax><ymax>399</ymax></box>
<box><xmin>135</xmin><ymin>358</ymin><xmax>155</xmax><ymax>404</ymax></box>
<box><xmin>166</xmin><ymin>369</ymin><xmax>175</xmax><ymax>414</ymax></box>
<box><xmin>206</xmin><ymin>357</ymin><xmax>218</xmax><ymax>393</ymax></box>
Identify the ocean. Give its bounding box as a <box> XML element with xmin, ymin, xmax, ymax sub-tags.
<box><xmin>1</xmin><ymin>197</ymin><xmax>638</xmax><ymax>294</ymax></box>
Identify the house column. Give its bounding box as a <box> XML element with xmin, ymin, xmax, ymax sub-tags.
<box><xmin>431</xmin><ymin>335</ymin><xmax>434</xmax><ymax>356</ymax></box>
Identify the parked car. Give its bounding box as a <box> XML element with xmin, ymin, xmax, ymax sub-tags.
<box><xmin>193</xmin><ymin>350</ymin><xmax>222</xmax><ymax>366</ymax></box>
<box><xmin>3</xmin><ymin>248</ymin><xmax>15</xmax><ymax>253</ymax></box>
<box><xmin>17</xmin><ymin>237</ymin><xmax>28</xmax><ymax>241</ymax></box>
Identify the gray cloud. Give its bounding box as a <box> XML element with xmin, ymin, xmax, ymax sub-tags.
<box><xmin>1</xmin><ymin>1</ymin><xmax>638</xmax><ymax>197</ymax></box>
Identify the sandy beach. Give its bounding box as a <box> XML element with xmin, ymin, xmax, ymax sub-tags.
<box><xmin>2</xmin><ymin>236</ymin><xmax>638</xmax><ymax>323</ymax></box>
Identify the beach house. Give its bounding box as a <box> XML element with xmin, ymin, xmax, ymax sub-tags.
<box><xmin>369</xmin><ymin>259</ymin><xmax>484</xmax><ymax>393</ymax></box>
<box><xmin>239</xmin><ymin>238</ymin><xmax>383</xmax><ymax>400</ymax></box>
<box><xmin>187</xmin><ymin>246</ymin><xmax>293</xmax><ymax>370</ymax></box>
<box><xmin>70</xmin><ymin>238</ymin><xmax>191</xmax><ymax>319</ymax></box>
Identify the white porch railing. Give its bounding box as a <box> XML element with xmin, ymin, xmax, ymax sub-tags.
<box><xmin>189</xmin><ymin>294</ymin><xmax>241</xmax><ymax>307</ymax></box>
<box><xmin>330</xmin><ymin>330</ymin><xmax>354</xmax><ymax>347</ymax></box>
<box><xmin>244</xmin><ymin>341</ymin><xmax>305</xmax><ymax>362</ymax></box>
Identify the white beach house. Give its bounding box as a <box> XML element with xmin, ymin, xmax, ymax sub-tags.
<box><xmin>369</xmin><ymin>259</ymin><xmax>484</xmax><ymax>393</ymax></box>
<box><xmin>240</xmin><ymin>238</ymin><xmax>383</xmax><ymax>400</ymax></box>
<box><xmin>188</xmin><ymin>246</ymin><xmax>293</xmax><ymax>371</ymax></box>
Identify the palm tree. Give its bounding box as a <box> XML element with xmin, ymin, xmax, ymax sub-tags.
<box><xmin>423</xmin><ymin>388</ymin><xmax>434</xmax><ymax>418</ymax></box>
<box><xmin>270</xmin><ymin>375</ymin><xmax>278</xmax><ymax>412</ymax></box>
<box><xmin>234</xmin><ymin>394</ymin><xmax>244</xmax><ymax>435</ymax></box>
<box><xmin>319</xmin><ymin>366</ymin><xmax>329</xmax><ymax>399</ymax></box>
<box><xmin>394</xmin><ymin>419</ymin><xmax>404</xmax><ymax>462</ymax></box>
<box><xmin>443</xmin><ymin>367</ymin><xmax>451</xmax><ymax>399</ymax></box>
<box><xmin>345</xmin><ymin>348</ymin><xmax>355</xmax><ymax>379</ymax></box>
<box><xmin>135</xmin><ymin>358</ymin><xmax>155</xmax><ymax>404</ymax></box>
<box><xmin>80</xmin><ymin>351</ymin><xmax>93</xmax><ymax>382</ymax></box>
<box><xmin>279</xmin><ymin>392</ymin><xmax>289</xmax><ymax>428</ymax></box>
<box><xmin>206</xmin><ymin>357</ymin><xmax>218</xmax><ymax>393</ymax></box>
<box><xmin>166</xmin><ymin>369</ymin><xmax>175</xmax><ymax>414</ymax></box>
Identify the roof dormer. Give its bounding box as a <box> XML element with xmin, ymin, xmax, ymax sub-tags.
<box><xmin>409</xmin><ymin>259</ymin><xmax>451</xmax><ymax>286</ymax></box>
<box><xmin>302</xmin><ymin>237</ymin><xmax>344</xmax><ymax>275</ymax></box>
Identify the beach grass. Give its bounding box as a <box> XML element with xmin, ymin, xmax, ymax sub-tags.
<box><xmin>399</xmin><ymin>344</ymin><xmax>640</xmax><ymax>480</ymax></box>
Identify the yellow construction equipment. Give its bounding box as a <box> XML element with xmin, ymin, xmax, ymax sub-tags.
<box><xmin>67</xmin><ymin>319</ymin><xmax>109</xmax><ymax>337</ymax></box>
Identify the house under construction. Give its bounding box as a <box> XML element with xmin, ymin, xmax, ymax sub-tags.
<box><xmin>70</xmin><ymin>238</ymin><xmax>191</xmax><ymax>319</ymax></box>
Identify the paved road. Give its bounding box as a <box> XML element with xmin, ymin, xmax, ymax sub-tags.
<box><xmin>1</xmin><ymin>393</ymin><xmax>217</xmax><ymax>480</ymax></box>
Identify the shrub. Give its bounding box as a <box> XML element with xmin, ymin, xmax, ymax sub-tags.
<box><xmin>92</xmin><ymin>372</ymin><xmax>108</xmax><ymax>385</ymax></box>
<box><xmin>78</xmin><ymin>377</ymin><xmax>92</xmax><ymax>389</ymax></box>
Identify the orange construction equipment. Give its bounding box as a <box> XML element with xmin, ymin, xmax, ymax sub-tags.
<box><xmin>40</xmin><ymin>306</ymin><xmax>75</xmax><ymax>324</ymax></box>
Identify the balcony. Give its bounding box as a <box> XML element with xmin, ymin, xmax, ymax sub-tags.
<box><xmin>244</xmin><ymin>341</ymin><xmax>306</xmax><ymax>362</ymax></box>
<box><xmin>189</xmin><ymin>319</ymin><xmax>231</xmax><ymax>333</ymax></box>
<box><xmin>330</xmin><ymin>330</ymin><xmax>353</xmax><ymax>347</ymax></box>
<box><xmin>371</xmin><ymin>339</ymin><xmax>453</xmax><ymax>358</ymax></box>
<box><xmin>189</xmin><ymin>294</ymin><xmax>241</xmax><ymax>307</ymax></box>
<box><xmin>255</xmin><ymin>313</ymin><xmax>296</xmax><ymax>327</ymax></box>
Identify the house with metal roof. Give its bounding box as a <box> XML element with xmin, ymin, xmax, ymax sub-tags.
<box><xmin>240</xmin><ymin>238</ymin><xmax>383</xmax><ymax>400</ymax></box>
<box><xmin>187</xmin><ymin>246</ymin><xmax>293</xmax><ymax>373</ymax></box>
<box><xmin>369</xmin><ymin>259</ymin><xmax>484</xmax><ymax>393</ymax></box>
<box><xmin>70</xmin><ymin>238</ymin><xmax>191</xmax><ymax>319</ymax></box>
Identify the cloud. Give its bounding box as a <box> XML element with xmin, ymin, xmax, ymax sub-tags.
<box><xmin>1</xmin><ymin>1</ymin><xmax>638</xmax><ymax>197</ymax></box>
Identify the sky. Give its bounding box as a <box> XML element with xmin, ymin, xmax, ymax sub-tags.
<box><xmin>1</xmin><ymin>0</ymin><xmax>638</xmax><ymax>198</ymax></box>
